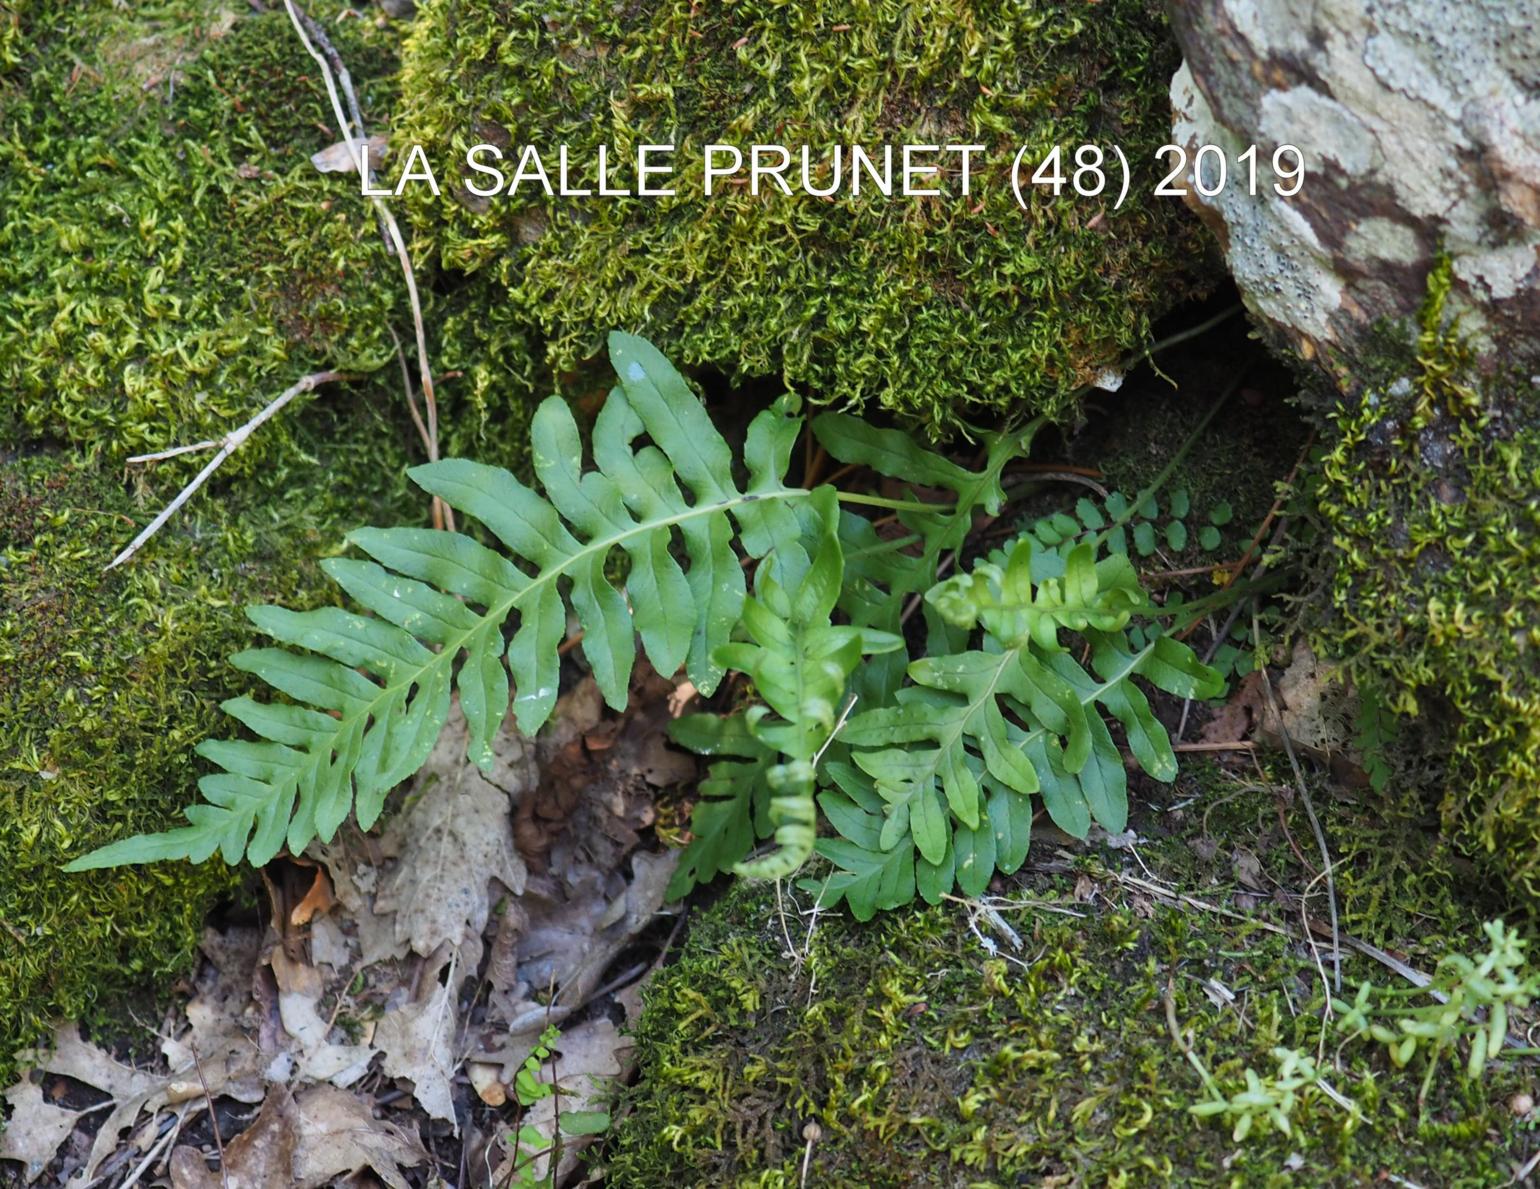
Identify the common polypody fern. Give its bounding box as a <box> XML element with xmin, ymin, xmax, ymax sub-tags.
<box><xmin>71</xmin><ymin>333</ymin><xmax>1222</xmax><ymax>921</ymax></box>
<box><xmin>69</xmin><ymin>333</ymin><xmax>822</xmax><ymax>869</ymax></box>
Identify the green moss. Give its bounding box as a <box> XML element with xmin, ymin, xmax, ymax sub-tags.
<box><xmin>0</xmin><ymin>396</ymin><xmax>430</xmax><ymax>1076</ymax></box>
<box><xmin>1313</xmin><ymin>260</ymin><xmax>1540</xmax><ymax>904</ymax></box>
<box><xmin>0</xmin><ymin>1</ymin><xmax>548</xmax><ymax>1075</ymax></box>
<box><xmin>608</xmin><ymin>763</ymin><xmax>1532</xmax><ymax>1186</ymax></box>
<box><xmin>396</xmin><ymin>0</ymin><xmax>1217</xmax><ymax>435</ymax></box>
<box><xmin>0</xmin><ymin>1</ymin><xmax>538</xmax><ymax>479</ymax></box>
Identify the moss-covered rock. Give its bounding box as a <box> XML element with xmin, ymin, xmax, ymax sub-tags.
<box><xmin>608</xmin><ymin>764</ymin><xmax>1534</xmax><ymax>1186</ymax></box>
<box><xmin>396</xmin><ymin>0</ymin><xmax>1217</xmax><ymax>434</ymax></box>
<box><xmin>0</xmin><ymin>0</ymin><xmax>538</xmax><ymax>1074</ymax></box>
<box><xmin>0</xmin><ymin>403</ymin><xmax>429</xmax><ymax>1076</ymax></box>
<box><xmin>1313</xmin><ymin>265</ymin><xmax>1540</xmax><ymax>905</ymax></box>
<box><xmin>0</xmin><ymin>0</ymin><xmax>537</xmax><ymax>475</ymax></box>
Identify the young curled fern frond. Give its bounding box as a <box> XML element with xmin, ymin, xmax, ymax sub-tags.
<box><xmin>68</xmin><ymin>333</ymin><xmax>818</xmax><ymax>871</ymax></box>
<box><xmin>713</xmin><ymin>488</ymin><xmax>901</xmax><ymax>878</ymax></box>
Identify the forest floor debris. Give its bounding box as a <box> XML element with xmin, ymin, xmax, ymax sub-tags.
<box><xmin>0</xmin><ymin>669</ymin><xmax>691</xmax><ymax>1186</ymax></box>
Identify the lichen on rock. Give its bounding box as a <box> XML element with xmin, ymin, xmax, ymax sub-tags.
<box><xmin>396</xmin><ymin>0</ymin><xmax>1218</xmax><ymax>434</ymax></box>
<box><xmin>1166</xmin><ymin>0</ymin><xmax>1540</xmax><ymax>384</ymax></box>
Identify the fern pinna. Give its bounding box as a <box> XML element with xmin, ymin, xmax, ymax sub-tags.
<box><xmin>70</xmin><ymin>333</ymin><xmax>1222</xmax><ymax>919</ymax></box>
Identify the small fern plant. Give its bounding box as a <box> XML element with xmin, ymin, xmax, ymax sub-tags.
<box><xmin>69</xmin><ymin>333</ymin><xmax>1222</xmax><ymax>915</ymax></box>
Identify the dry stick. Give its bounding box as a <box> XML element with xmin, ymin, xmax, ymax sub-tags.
<box><xmin>1022</xmin><ymin>469</ymin><xmax>1109</xmax><ymax>497</ymax></box>
<box><xmin>388</xmin><ymin>321</ymin><xmax>435</xmax><ymax>460</ymax></box>
<box><xmin>1253</xmin><ymin>605</ymin><xmax>1341</xmax><ymax>993</ymax></box>
<box><xmin>1298</xmin><ymin>864</ymin><xmax>1337</xmax><ymax>1058</ymax></box>
<box><xmin>190</xmin><ymin>1041</ymin><xmax>230</xmax><ymax>1189</ymax></box>
<box><xmin>106</xmin><ymin>371</ymin><xmax>356</xmax><ymax>570</ymax></box>
<box><xmin>1511</xmin><ymin>1146</ymin><xmax>1540</xmax><ymax>1186</ymax></box>
<box><xmin>128</xmin><ymin>437</ymin><xmax>223</xmax><ymax>463</ymax></box>
<box><xmin>114</xmin><ymin>1104</ymin><xmax>189</xmax><ymax>1189</ymax></box>
<box><xmin>282</xmin><ymin>0</ymin><xmax>453</xmax><ymax>531</ymax></box>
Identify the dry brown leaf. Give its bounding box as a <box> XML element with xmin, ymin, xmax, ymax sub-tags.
<box><xmin>269</xmin><ymin>950</ymin><xmax>376</xmax><ymax>1087</ymax></box>
<box><xmin>374</xmin><ymin>950</ymin><xmax>460</xmax><ymax>1129</ymax></box>
<box><xmin>307</xmin><ymin>913</ymin><xmax>354</xmax><ymax>973</ymax></box>
<box><xmin>23</xmin><ymin>1024</ymin><xmax>168</xmax><ymax>1180</ymax></box>
<box><xmin>309</xmin><ymin>133</ymin><xmax>387</xmax><ymax>174</ymax></box>
<box><xmin>1232</xmin><ymin>846</ymin><xmax>1266</xmax><ymax>891</ymax></box>
<box><xmin>376</xmin><ymin>709</ymin><xmax>531</xmax><ymax>957</ymax></box>
<box><xmin>1268</xmin><ymin>640</ymin><xmax>1354</xmax><ymax>754</ymax></box>
<box><xmin>292</xmin><ymin>1084</ymin><xmax>428</xmax><ymax>1189</ymax></box>
<box><xmin>483</xmin><ymin>850</ymin><xmax>677</xmax><ymax>1058</ymax></box>
<box><xmin>160</xmin><ymin>927</ymin><xmax>266</xmax><ymax>1106</ymax></box>
<box><xmin>0</xmin><ymin>1081</ymin><xmax>81</xmax><ymax>1184</ymax></box>
<box><xmin>638</xmin><ymin>729</ymin><xmax>697</xmax><ymax>788</ymax></box>
<box><xmin>289</xmin><ymin>866</ymin><xmax>335</xmax><ymax>927</ymax></box>
<box><xmin>667</xmin><ymin>679</ymin><xmax>698</xmax><ymax>717</ymax></box>
<box><xmin>467</xmin><ymin>1060</ymin><xmax>507</xmax><ymax>1106</ymax></box>
<box><xmin>310</xmin><ymin>832</ymin><xmax>409</xmax><ymax>968</ymax></box>
<box><xmin>169</xmin><ymin>1146</ymin><xmax>217</xmax><ymax>1189</ymax></box>
<box><xmin>1199</xmin><ymin>670</ymin><xmax>1265</xmax><ymax>747</ymax></box>
<box><xmin>171</xmin><ymin>1086</ymin><xmax>298</xmax><ymax>1189</ymax></box>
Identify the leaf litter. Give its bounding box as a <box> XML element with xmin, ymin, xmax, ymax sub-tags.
<box><xmin>1</xmin><ymin>668</ymin><xmax>694</xmax><ymax>1186</ymax></box>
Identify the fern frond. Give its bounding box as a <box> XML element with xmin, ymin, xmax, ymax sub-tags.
<box><xmin>664</xmin><ymin>714</ymin><xmax>778</xmax><ymax>899</ymax></box>
<box><xmin>812</xmin><ymin>414</ymin><xmax>1038</xmax><ymax>561</ymax></box>
<box><xmin>67</xmin><ymin>333</ymin><xmax>816</xmax><ymax>871</ymax></box>
<box><xmin>813</xmin><ymin>532</ymin><xmax>1223</xmax><ymax>912</ymax></box>
<box><xmin>714</xmin><ymin>488</ymin><xmax>902</xmax><ymax>878</ymax></box>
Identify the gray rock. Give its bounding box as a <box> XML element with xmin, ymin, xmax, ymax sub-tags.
<box><xmin>1167</xmin><ymin>0</ymin><xmax>1540</xmax><ymax>381</ymax></box>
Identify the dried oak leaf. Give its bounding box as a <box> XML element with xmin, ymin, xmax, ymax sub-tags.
<box><xmin>19</xmin><ymin>1025</ymin><xmax>168</xmax><ymax>1181</ymax></box>
<box><xmin>268</xmin><ymin>950</ymin><xmax>376</xmax><ymax>1088</ymax></box>
<box><xmin>292</xmin><ymin>1084</ymin><xmax>428</xmax><ymax>1189</ymax></box>
<box><xmin>375</xmin><ymin>708</ymin><xmax>532</xmax><ymax>958</ymax></box>
<box><xmin>373</xmin><ymin>949</ymin><xmax>460</xmax><ymax>1129</ymax></box>
<box><xmin>0</xmin><ymin>1081</ymin><xmax>81</xmax><ymax>1184</ymax></box>
<box><xmin>170</xmin><ymin>1085</ymin><xmax>297</xmax><ymax>1189</ymax></box>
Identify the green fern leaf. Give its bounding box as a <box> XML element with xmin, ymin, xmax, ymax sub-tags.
<box><xmin>67</xmin><ymin>333</ymin><xmax>815</xmax><ymax>871</ymax></box>
<box><xmin>820</xmin><ymin>533</ymin><xmax>1222</xmax><ymax>904</ymax></box>
<box><xmin>811</xmin><ymin>414</ymin><xmax>1035</xmax><ymax>560</ymax></box>
<box><xmin>715</xmin><ymin>488</ymin><xmax>902</xmax><ymax>878</ymax></box>
<box><xmin>665</xmin><ymin>714</ymin><xmax>777</xmax><ymax>899</ymax></box>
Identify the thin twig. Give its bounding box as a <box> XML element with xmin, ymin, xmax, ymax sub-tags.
<box><xmin>282</xmin><ymin>0</ymin><xmax>453</xmax><ymax>531</ymax></box>
<box><xmin>1164</xmin><ymin>971</ymin><xmax>1223</xmax><ymax>1098</ymax></box>
<box><xmin>190</xmin><ymin>1041</ymin><xmax>230</xmax><ymax>1189</ymax></box>
<box><xmin>812</xmin><ymin>693</ymin><xmax>858</xmax><ymax>767</ymax></box>
<box><xmin>1253</xmin><ymin>607</ymin><xmax>1341</xmax><ymax>992</ymax></box>
<box><xmin>106</xmin><ymin>370</ymin><xmax>356</xmax><ymax>570</ymax></box>
<box><xmin>127</xmin><ymin>437</ymin><xmax>222</xmax><ymax>463</ymax></box>
<box><xmin>1298</xmin><ymin>864</ymin><xmax>1336</xmax><ymax>1057</ymax></box>
<box><xmin>1021</xmin><ymin>470</ymin><xmax>1110</xmax><ymax>497</ymax></box>
<box><xmin>115</xmin><ymin>1105</ymin><xmax>189</xmax><ymax>1189</ymax></box>
<box><xmin>387</xmin><ymin>320</ymin><xmax>435</xmax><ymax>460</ymax></box>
